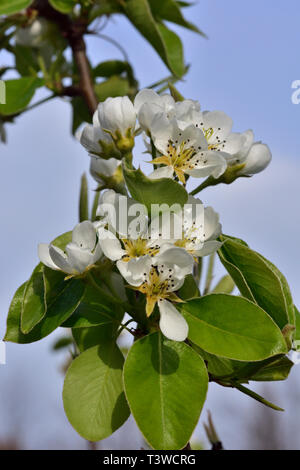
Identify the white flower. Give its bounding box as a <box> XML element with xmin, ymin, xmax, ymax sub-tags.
<box><xmin>123</xmin><ymin>247</ymin><xmax>193</xmax><ymax>341</ymax></box>
<box><xmin>97</xmin><ymin>191</ymin><xmax>163</xmax><ymax>284</ymax></box>
<box><xmin>98</xmin><ymin>96</ymin><xmax>136</xmax><ymax>139</ymax></box>
<box><xmin>76</xmin><ymin>110</ymin><xmax>119</xmax><ymax>159</ymax></box>
<box><xmin>229</xmin><ymin>130</ymin><xmax>272</xmax><ymax>176</ymax></box>
<box><xmin>149</xmin><ymin>115</ymin><xmax>227</xmax><ymax>183</ymax></box>
<box><xmin>38</xmin><ymin>221</ymin><xmax>102</xmax><ymax>277</ymax></box>
<box><xmin>90</xmin><ymin>156</ymin><xmax>122</xmax><ymax>185</ymax></box>
<box><xmin>160</xmin><ymin>196</ymin><xmax>222</xmax><ymax>257</ymax></box>
<box><xmin>15</xmin><ymin>18</ymin><xmax>48</xmax><ymax>48</ymax></box>
<box><xmin>134</xmin><ymin>88</ymin><xmax>175</xmax><ymax>133</ymax></box>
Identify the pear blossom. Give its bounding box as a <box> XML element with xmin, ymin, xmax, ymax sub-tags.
<box><xmin>121</xmin><ymin>247</ymin><xmax>194</xmax><ymax>341</ymax></box>
<box><xmin>77</xmin><ymin>109</ymin><xmax>120</xmax><ymax>159</ymax></box>
<box><xmin>98</xmin><ymin>96</ymin><xmax>136</xmax><ymax>142</ymax></box>
<box><xmin>134</xmin><ymin>88</ymin><xmax>175</xmax><ymax>133</ymax></box>
<box><xmin>149</xmin><ymin>114</ymin><xmax>227</xmax><ymax>183</ymax></box>
<box><xmin>228</xmin><ymin>129</ymin><xmax>272</xmax><ymax>176</ymax></box>
<box><xmin>38</xmin><ymin>221</ymin><xmax>102</xmax><ymax>277</ymax></box>
<box><xmin>97</xmin><ymin>191</ymin><xmax>164</xmax><ymax>284</ymax></box>
<box><xmin>90</xmin><ymin>156</ymin><xmax>122</xmax><ymax>186</ymax></box>
<box><xmin>157</xmin><ymin>197</ymin><xmax>222</xmax><ymax>257</ymax></box>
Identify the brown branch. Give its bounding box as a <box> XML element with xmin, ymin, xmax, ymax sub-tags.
<box><xmin>32</xmin><ymin>0</ymin><xmax>97</xmax><ymax>115</ymax></box>
<box><xmin>67</xmin><ymin>28</ymin><xmax>98</xmax><ymax>114</ymax></box>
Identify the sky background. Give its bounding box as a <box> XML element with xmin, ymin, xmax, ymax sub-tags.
<box><xmin>0</xmin><ymin>0</ymin><xmax>300</xmax><ymax>449</ymax></box>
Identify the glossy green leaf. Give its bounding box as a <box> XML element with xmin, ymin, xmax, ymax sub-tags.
<box><xmin>93</xmin><ymin>60</ymin><xmax>130</xmax><ymax>78</ymax></box>
<box><xmin>294</xmin><ymin>306</ymin><xmax>300</xmax><ymax>350</ymax></box>
<box><xmin>52</xmin><ymin>336</ymin><xmax>74</xmax><ymax>351</ymax></box>
<box><xmin>250</xmin><ymin>356</ymin><xmax>293</xmax><ymax>382</ymax></box>
<box><xmin>218</xmin><ymin>236</ymin><xmax>294</xmax><ymax>328</ymax></box>
<box><xmin>79</xmin><ymin>173</ymin><xmax>89</xmax><ymax>223</ymax></box>
<box><xmin>0</xmin><ymin>0</ymin><xmax>33</xmax><ymax>15</ymax></box>
<box><xmin>49</xmin><ymin>0</ymin><xmax>76</xmax><ymax>13</ymax></box>
<box><xmin>149</xmin><ymin>0</ymin><xmax>206</xmax><ymax>36</ymax></box>
<box><xmin>123</xmin><ymin>165</ymin><xmax>188</xmax><ymax>212</ymax></box>
<box><xmin>181</xmin><ymin>294</ymin><xmax>287</xmax><ymax>361</ymax></box>
<box><xmin>21</xmin><ymin>263</ymin><xmax>46</xmax><ymax>334</ymax></box>
<box><xmin>4</xmin><ymin>278</ymin><xmax>85</xmax><ymax>343</ymax></box>
<box><xmin>178</xmin><ymin>274</ymin><xmax>200</xmax><ymax>300</ymax></box>
<box><xmin>63</xmin><ymin>343</ymin><xmax>130</xmax><ymax>441</ymax></box>
<box><xmin>62</xmin><ymin>284</ymin><xmax>124</xmax><ymax>329</ymax></box>
<box><xmin>95</xmin><ymin>76</ymin><xmax>131</xmax><ymax>102</ymax></box>
<box><xmin>72</xmin><ymin>324</ymin><xmax>117</xmax><ymax>352</ymax></box>
<box><xmin>122</xmin><ymin>0</ymin><xmax>185</xmax><ymax>77</ymax></box>
<box><xmin>14</xmin><ymin>45</ymin><xmax>39</xmax><ymax>76</ymax></box>
<box><xmin>123</xmin><ymin>332</ymin><xmax>208</xmax><ymax>450</ymax></box>
<box><xmin>212</xmin><ymin>275</ymin><xmax>235</xmax><ymax>294</ymax></box>
<box><xmin>0</xmin><ymin>77</ymin><xmax>44</xmax><ymax>116</ymax></box>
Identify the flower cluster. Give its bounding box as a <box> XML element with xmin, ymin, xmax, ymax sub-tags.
<box><xmin>39</xmin><ymin>90</ymin><xmax>272</xmax><ymax>342</ymax></box>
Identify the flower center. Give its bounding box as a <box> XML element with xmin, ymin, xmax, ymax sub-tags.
<box><xmin>121</xmin><ymin>238</ymin><xmax>160</xmax><ymax>261</ymax></box>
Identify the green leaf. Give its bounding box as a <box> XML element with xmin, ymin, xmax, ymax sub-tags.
<box><xmin>218</xmin><ymin>236</ymin><xmax>295</xmax><ymax>329</ymax></box>
<box><xmin>51</xmin><ymin>231</ymin><xmax>72</xmax><ymax>250</ymax></box>
<box><xmin>122</xmin><ymin>0</ymin><xmax>185</xmax><ymax>77</ymax></box>
<box><xmin>52</xmin><ymin>336</ymin><xmax>74</xmax><ymax>351</ymax></box>
<box><xmin>4</xmin><ymin>278</ymin><xmax>85</xmax><ymax>344</ymax></box>
<box><xmin>62</xmin><ymin>284</ymin><xmax>124</xmax><ymax>329</ymax></box>
<box><xmin>21</xmin><ymin>263</ymin><xmax>46</xmax><ymax>334</ymax></box>
<box><xmin>63</xmin><ymin>343</ymin><xmax>130</xmax><ymax>441</ymax></box>
<box><xmin>79</xmin><ymin>173</ymin><xmax>89</xmax><ymax>223</ymax></box>
<box><xmin>181</xmin><ymin>294</ymin><xmax>287</xmax><ymax>361</ymax></box>
<box><xmin>149</xmin><ymin>0</ymin><xmax>206</xmax><ymax>36</ymax></box>
<box><xmin>93</xmin><ymin>60</ymin><xmax>130</xmax><ymax>78</ymax></box>
<box><xmin>123</xmin><ymin>165</ymin><xmax>188</xmax><ymax>213</ymax></box>
<box><xmin>0</xmin><ymin>77</ymin><xmax>44</xmax><ymax>116</ymax></box>
<box><xmin>212</xmin><ymin>275</ymin><xmax>235</xmax><ymax>294</ymax></box>
<box><xmin>95</xmin><ymin>76</ymin><xmax>131</xmax><ymax>102</ymax></box>
<box><xmin>49</xmin><ymin>0</ymin><xmax>76</xmax><ymax>13</ymax></box>
<box><xmin>178</xmin><ymin>274</ymin><xmax>200</xmax><ymax>300</ymax></box>
<box><xmin>250</xmin><ymin>356</ymin><xmax>293</xmax><ymax>382</ymax></box>
<box><xmin>294</xmin><ymin>306</ymin><xmax>300</xmax><ymax>350</ymax></box>
<box><xmin>14</xmin><ymin>45</ymin><xmax>39</xmax><ymax>76</ymax></box>
<box><xmin>123</xmin><ymin>332</ymin><xmax>208</xmax><ymax>450</ymax></box>
<box><xmin>0</xmin><ymin>0</ymin><xmax>33</xmax><ymax>15</ymax></box>
<box><xmin>72</xmin><ymin>324</ymin><xmax>117</xmax><ymax>352</ymax></box>
<box><xmin>71</xmin><ymin>96</ymin><xmax>92</xmax><ymax>135</ymax></box>
<box><xmin>89</xmin><ymin>0</ymin><xmax>122</xmax><ymax>22</ymax></box>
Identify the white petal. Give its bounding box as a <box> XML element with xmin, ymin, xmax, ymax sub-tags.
<box><xmin>49</xmin><ymin>245</ymin><xmax>74</xmax><ymax>274</ymax></box>
<box><xmin>240</xmin><ymin>143</ymin><xmax>272</xmax><ymax>175</ymax></box>
<box><xmin>148</xmin><ymin>166</ymin><xmax>174</xmax><ymax>180</ymax></box>
<box><xmin>72</xmin><ymin>221</ymin><xmax>96</xmax><ymax>250</ymax></box>
<box><xmin>99</xmin><ymin>96</ymin><xmax>136</xmax><ymax>135</ymax></box>
<box><xmin>117</xmin><ymin>256</ymin><xmax>152</xmax><ymax>286</ymax></box>
<box><xmin>204</xmin><ymin>207</ymin><xmax>221</xmax><ymax>240</ymax></box>
<box><xmin>156</xmin><ymin>246</ymin><xmax>194</xmax><ymax>279</ymax></box>
<box><xmin>158</xmin><ymin>300</ymin><xmax>188</xmax><ymax>341</ymax></box>
<box><xmin>150</xmin><ymin>113</ymin><xmax>174</xmax><ymax>154</ymax></box>
<box><xmin>187</xmin><ymin>151</ymin><xmax>227</xmax><ymax>179</ymax></box>
<box><xmin>65</xmin><ymin>243</ymin><xmax>95</xmax><ymax>273</ymax></box>
<box><xmin>194</xmin><ymin>240</ymin><xmax>222</xmax><ymax>257</ymax></box>
<box><xmin>90</xmin><ymin>156</ymin><xmax>120</xmax><ymax>183</ymax></box>
<box><xmin>222</xmin><ymin>132</ymin><xmax>246</xmax><ymax>155</ymax></box>
<box><xmin>98</xmin><ymin>228</ymin><xmax>125</xmax><ymax>261</ymax></box>
<box><xmin>202</xmin><ymin>110</ymin><xmax>233</xmax><ymax>141</ymax></box>
<box><xmin>38</xmin><ymin>243</ymin><xmax>60</xmax><ymax>270</ymax></box>
<box><xmin>92</xmin><ymin>242</ymin><xmax>103</xmax><ymax>264</ymax></box>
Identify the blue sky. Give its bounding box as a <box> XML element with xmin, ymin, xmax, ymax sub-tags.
<box><xmin>0</xmin><ymin>0</ymin><xmax>300</xmax><ymax>449</ymax></box>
